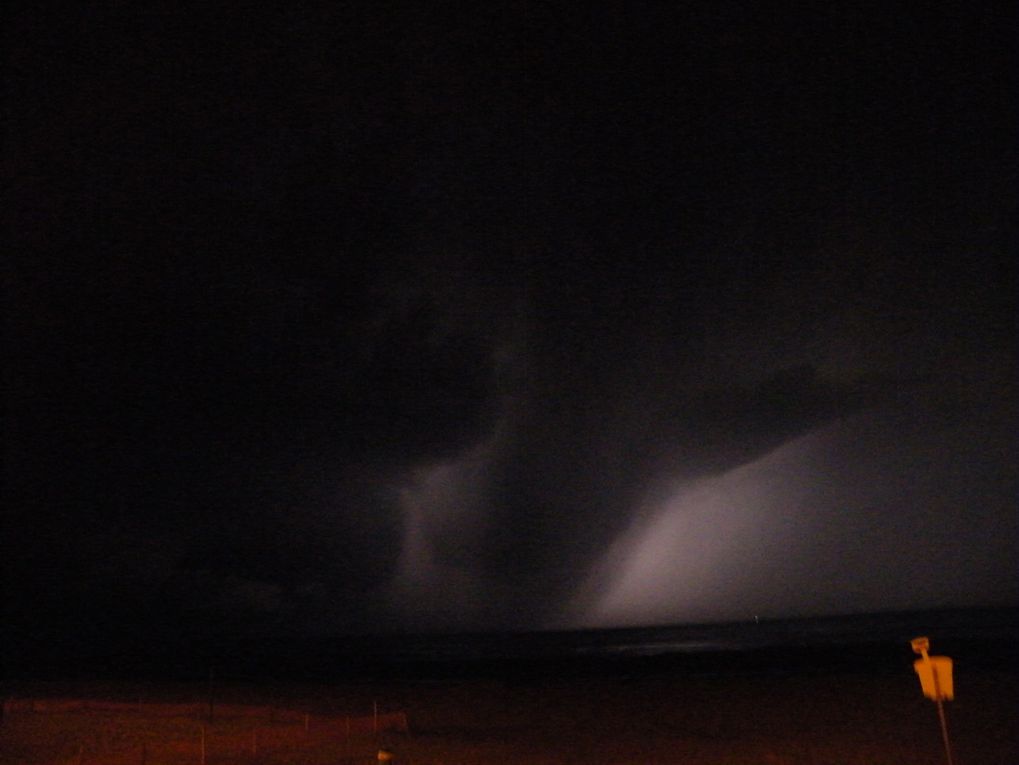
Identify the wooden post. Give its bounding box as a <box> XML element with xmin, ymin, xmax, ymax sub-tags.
<box><xmin>251</xmin><ymin>729</ymin><xmax>257</xmax><ymax>756</ymax></box>
<box><xmin>200</xmin><ymin>724</ymin><xmax>206</xmax><ymax>765</ymax></box>
<box><xmin>346</xmin><ymin>714</ymin><xmax>352</xmax><ymax>761</ymax></box>
<box><xmin>206</xmin><ymin>667</ymin><xmax>214</xmax><ymax>723</ymax></box>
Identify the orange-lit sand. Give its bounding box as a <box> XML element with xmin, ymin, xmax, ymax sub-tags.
<box><xmin>2</xmin><ymin>670</ymin><xmax>1016</xmax><ymax>764</ymax></box>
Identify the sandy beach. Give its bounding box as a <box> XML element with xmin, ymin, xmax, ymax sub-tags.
<box><xmin>3</xmin><ymin>665</ymin><xmax>1016</xmax><ymax>764</ymax></box>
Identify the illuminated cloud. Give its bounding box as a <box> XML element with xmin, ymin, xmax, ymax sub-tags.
<box><xmin>566</xmin><ymin>377</ymin><xmax>1018</xmax><ymax>627</ymax></box>
<box><xmin>564</xmin><ymin>426</ymin><xmax>824</xmax><ymax>627</ymax></box>
<box><xmin>384</xmin><ymin>412</ymin><xmax>513</xmax><ymax>629</ymax></box>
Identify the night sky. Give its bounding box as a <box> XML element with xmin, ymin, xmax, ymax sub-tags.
<box><xmin>5</xmin><ymin>3</ymin><xmax>1016</xmax><ymax>659</ymax></box>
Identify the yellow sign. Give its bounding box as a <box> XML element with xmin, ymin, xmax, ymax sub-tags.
<box><xmin>914</xmin><ymin>656</ymin><xmax>954</xmax><ymax>701</ymax></box>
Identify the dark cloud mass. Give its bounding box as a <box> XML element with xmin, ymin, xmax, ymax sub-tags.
<box><xmin>4</xmin><ymin>2</ymin><xmax>1016</xmax><ymax>657</ymax></box>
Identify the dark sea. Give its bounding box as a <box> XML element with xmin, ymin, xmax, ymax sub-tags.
<box><xmin>11</xmin><ymin>607</ymin><xmax>1016</xmax><ymax>683</ymax></box>
<box><xmin>221</xmin><ymin>606</ymin><xmax>1019</xmax><ymax>683</ymax></box>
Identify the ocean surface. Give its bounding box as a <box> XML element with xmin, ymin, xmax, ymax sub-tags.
<box><xmin>214</xmin><ymin>606</ymin><xmax>1019</xmax><ymax>683</ymax></box>
<box><xmin>10</xmin><ymin>607</ymin><xmax>1017</xmax><ymax>683</ymax></box>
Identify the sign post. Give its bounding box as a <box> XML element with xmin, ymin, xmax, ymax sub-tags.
<box><xmin>910</xmin><ymin>636</ymin><xmax>954</xmax><ymax>765</ymax></box>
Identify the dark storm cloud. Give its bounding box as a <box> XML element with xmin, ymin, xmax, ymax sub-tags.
<box><xmin>5</xmin><ymin>2</ymin><xmax>1016</xmax><ymax>647</ymax></box>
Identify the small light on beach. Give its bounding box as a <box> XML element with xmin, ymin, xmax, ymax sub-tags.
<box><xmin>914</xmin><ymin>656</ymin><xmax>954</xmax><ymax>701</ymax></box>
<box><xmin>910</xmin><ymin>636</ymin><xmax>954</xmax><ymax>701</ymax></box>
<box><xmin>909</xmin><ymin>636</ymin><xmax>955</xmax><ymax>765</ymax></box>
<box><xmin>377</xmin><ymin>747</ymin><xmax>395</xmax><ymax>762</ymax></box>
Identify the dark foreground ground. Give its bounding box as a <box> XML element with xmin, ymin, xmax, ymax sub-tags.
<box><xmin>3</xmin><ymin>661</ymin><xmax>1017</xmax><ymax>765</ymax></box>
